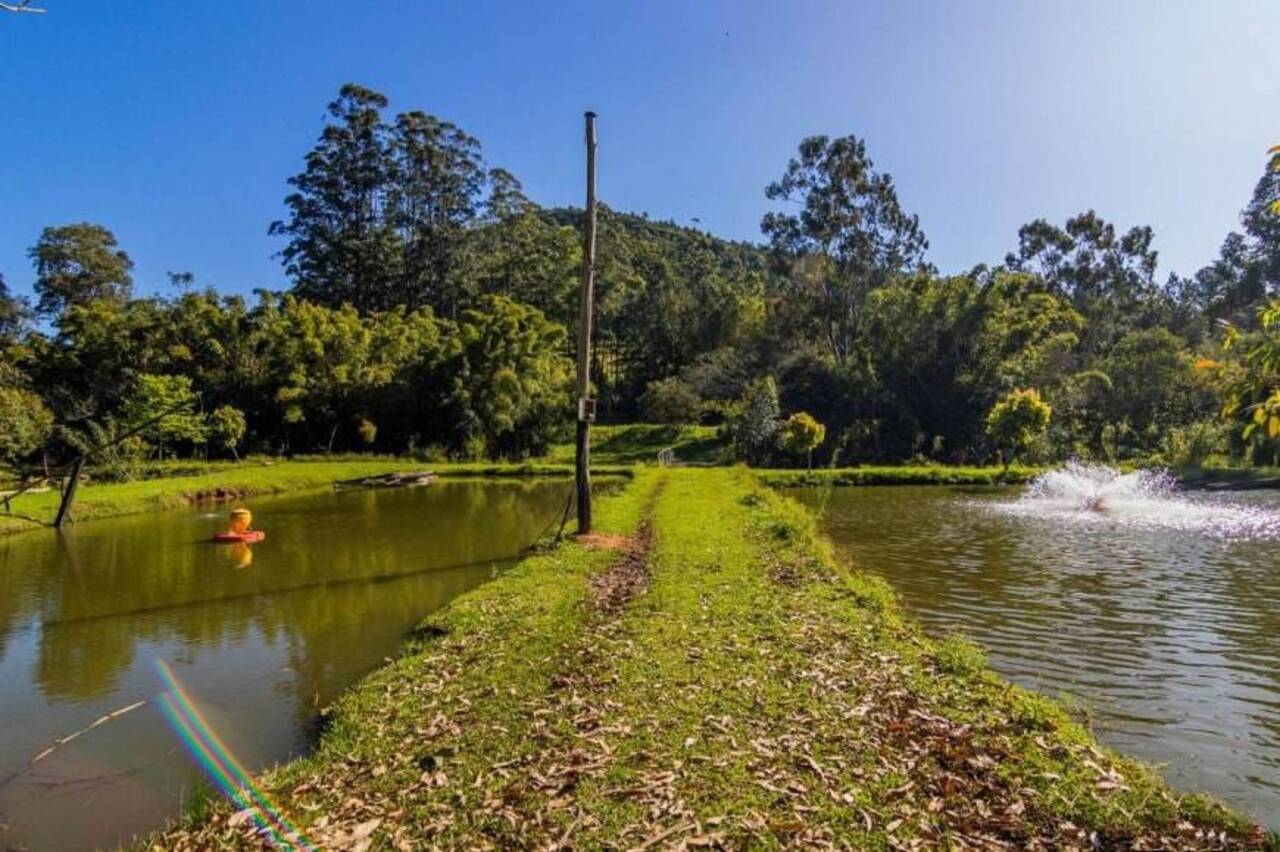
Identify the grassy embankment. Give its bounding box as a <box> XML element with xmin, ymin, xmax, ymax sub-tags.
<box><xmin>550</xmin><ymin>423</ymin><xmax>1045</xmax><ymax>485</ymax></box>
<box><xmin>0</xmin><ymin>458</ymin><xmax>626</xmax><ymax>537</ymax></box>
<box><xmin>153</xmin><ymin>467</ymin><xmax>1266</xmax><ymax>850</ymax></box>
<box><xmin>543</xmin><ymin>423</ymin><xmax>726</xmax><ymax>465</ymax></box>
<box><xmin>1172</xmin><ymin>465</ymin><xmax>1280</xmax><ymax>489</ymax></box>
<box><xmin>759</xmin><ymin>464</ymin><xmax>1042</xmax><ymax>487</ymax></box>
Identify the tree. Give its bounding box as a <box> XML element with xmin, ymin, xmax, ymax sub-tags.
<box><xmin>761</xmin><ymin>135</ymin><xmax>928</xmax><ymax>364</ymax></box>
<box><xmin>782</xmin><ymin>411</ymin><xmax>825</xmax><ymax>469</ymax></box>
<box><xmin>639</xmin><ymin>377</ymin><xmax>702</xmax><ymax>425</ymax></box>
<box><xmin>435</xmin><ymin>295</ymin><xmax>573</xmax><ymax>459</ymax></box>
<box><xmin>34</xmin><ymin>295</ymin><xmax>167</xmax><ymax>422</ymax></box>
<box><xmin>985</xmin><ymin>388</ymin><xmax>1052</xmax><ymax>471</ymax></box>
<box><xmin>0</xmin><ymin>274</ymin><xmax>29</xmax><ymax>342</ymax></box>
<box><xmin>0</xmin><ymin>275</ymin><xmax>34</xmax><ymax>390</ymax></box>
<box><xmin>1186</xmin><ymin>147</ymin><xmax>1280</xmax><ymax>327</ymax></box>
<box><xmin>848</xmin><ymin>270</ymin><xmax>1080</xmax><ymax>462</ymax></box>
<box><xmin>29</xmin><ymin>223</ymin><xmax>133</xmax><ymax>317</ymax></box>
<box><xmin>252</xmin><ymin>293</ymin><xmax>444</xmax><ymax>452</ymax></box>
<box><xmin>390</xmin><ymin>110</ymin><xmax>488</xmax><ymax>316</ymax></box>
<box><xmin>1217</xmin><ymin>300</ymin><xmax>1280</xmax><ymax>448</ymax></box>
<box><xmin>1204</xmin><ymin>149</ymin><xmax>1280</xmax><ymax>459</ymax></box>
<box><xmin>60</xmin><ymin>414</ymin><xmax>149</xmax><ymax>481</ymax></box>
<box><xmin>356</xmin><ymin>417</ymin><xmax>378</xmax><ymax>446</ymax></box>
<box><xmin>207</xmin><ymin>404</ymin><xmax>247</xmax><ymax>460</ymax></box>
<box><xmin>466</xmin><ymin>208</ymin><xmax>580</xmax><ymax>322</ymax></box>
<box><xmin>274</xmin><ymin>84</ymin><xmax>506</xmax><ymax>316</ymax></box>
<box><xmin>119</xmin><ymin>374</ymin><xmax>206</xmax><ymax>458</ymax></box>
<box><xmin>1005</xmin><ymin>211</ymin><xmax>1158</xmax><ymax>356</ymax></box>
<box><xmin>1099</xmin><ymin>328</ymin><xmax>1210</xmax><ymax>456</ymax></box>
<box><xmin>729</xmin><ymin>377</ymin><xmax>782</xmax><ymax>465</ymax></box>
<box><xmin>0</xmin><ymin>386</ymin><xmax>54</xmax><ymax>465</ymax></box>
<box><xmin>273</xmin><ymin>84</ymin><xmax>402</xmax><ymax>313</ymax></box>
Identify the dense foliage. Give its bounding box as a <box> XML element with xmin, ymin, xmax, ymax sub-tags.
<box><xmin>2</xmin><ymin>83</ymin><xmax>1277</xmax><ymax>471</ymax></box>
<box><xmin>781</xmin><ymin>412</ymin><xmax>826</xmax><ymax>470</ymax></box>
<box><xmin>985</xmin><ymin>389</ymin><xmax>1052</xmax><ymax>470</ymax></box>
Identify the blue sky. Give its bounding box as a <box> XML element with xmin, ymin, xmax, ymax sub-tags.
<box><xmin>2</xmin><ymin>1</ymin><xmax>1277</xmax><ymax>300</ymax></box>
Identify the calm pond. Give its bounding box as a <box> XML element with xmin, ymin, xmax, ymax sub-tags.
<box><xmin>0</xmin><ymin>477</ymin><xmax>571</xmax><ymax>851</ymax></box>
<box><xmin>796</xmin><ymin>471</ymin><xmax>1280</xmax><ymax>830</ymax></box>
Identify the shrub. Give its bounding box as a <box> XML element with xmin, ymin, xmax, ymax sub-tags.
<box><xmin>207</xmin><ymin>405</ymin><xmax>247</xmax><ymax>460</ymax></box>
<box><xmin>62</xmin><ymin>415</ymin><xmax>149</xmax><ymax>481</ymax></box>
<box><xmin>728</xmin><ymin>377</ymin><xmax>782</xmax><ymax>466</ymax></box>
<box><xmin>639</xmin><ymin>377</ymin><xmax>703</xmax><ymax>425</ymax></box>
<box><xmin>781</xmin><ymin>411</ymin><xmax>826</xmax><ymax>469</ymax></box>
<box><xmin>1160</xmin><ymin>418</ymin><xmax>1230</xmax><ymax>466</ymax></box>
<box><xmin>120</xmin><ymin>373</ymin><xmax>207</xmax><ymax>457</ymax></box>
<box><xmin>0</xmin><ymin>386</ymin><xmax>54</xmax><ymax>465</ymax></box>
<box><xmin>985</xmin><ymin>388</ymin><xmax>1051</xmax><ymax>470</ymax></box>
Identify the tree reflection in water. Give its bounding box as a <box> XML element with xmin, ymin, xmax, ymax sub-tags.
<box><xmin>0</xmin><ymin>477</ymin><xmax>573</xmax><ymax>850</ymax></box>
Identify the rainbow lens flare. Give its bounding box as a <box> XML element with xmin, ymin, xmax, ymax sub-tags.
<box><xmin>153</xmin><ymin>659</ymin><xmax>315</xmax><ymax>850</ymax></box>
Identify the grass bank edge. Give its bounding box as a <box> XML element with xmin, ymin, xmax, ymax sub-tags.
<box><xmin>0</xmin><ymin>459</ymin><xmax>633</xmax><ymax>537</ymax></box>
<box><xmin>748</xmin><ymin>476</ymin><xmax>1264</xmax><ymax>839</ymax></box>
<box><xmin>759</xmin><ymin>464</ymin><xmax>1043</xmax><ymax>487</ymax></box>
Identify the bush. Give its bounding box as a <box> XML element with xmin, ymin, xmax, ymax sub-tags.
<box><xmin>62</xmin><ymin>415</ymin><xmax>149</xmax><ymax>481</ymax></box>
<box><xmin>1160</xmin><ymin>419</ymin><xmax>1231</xmax><ymax>466</ymax></box>
<box><xmin>985</xmin><ymin>388</ymin><xmax>1051</xmax><ymax>469</ymax></box>
<box><xmin>728</xmin><ymin>377</ymin><xmax>782</xmax><ymax>466</ymax></box>
<box><xmin>120</xmin><ymin>373</ymin><xmax>207</xmax><ymax>457</ymax></box>
<box><xmin>639</xmin><ymin>377</ymin><xmax>703</xmax><ymax>425</ymax></box>
<box><xmin>0</xmin><ymin>386</ymin><xmax>54</xmax><ymax>465</ymax></box>
<box><xmin>781</xmin><ymin>411</ymin><xmax>826</xmax><ymax>469</ymax></box>
<box><xmin>207</xmin><ymin>405</ymin><xmax>247</xmax><ymax>460</ymax></box>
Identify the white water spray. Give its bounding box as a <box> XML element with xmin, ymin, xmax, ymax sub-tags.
<box><xmin>994</xmin><ymin>461</ymin><xmax>1280</xmax><ymax>538</ymax></box>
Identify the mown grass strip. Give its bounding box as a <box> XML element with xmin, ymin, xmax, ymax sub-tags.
<box><xmin>515</xmin><ymin>469</ymin><xmax>1261</xmax><ymax>848</ymax></box>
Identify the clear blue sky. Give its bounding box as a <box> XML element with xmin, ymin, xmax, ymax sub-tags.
<box><xmin>2</xmin><ymin>1</ymin><xmax>1277</xmax><ymax>300</ymax></box>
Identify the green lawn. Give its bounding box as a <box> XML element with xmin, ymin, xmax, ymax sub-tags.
<box><xmin>150</xmin><ymin>467</ymin><xmax>1266</xmax><ymax>850</ymax></box>
<box><xmin>543</xmin><ymin>423</ymin><xmax>726</xmax><ymax>465</ymax></box>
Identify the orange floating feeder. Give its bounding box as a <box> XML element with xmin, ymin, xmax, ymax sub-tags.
<box><xmin>213</xmin><ymin>508</ymin><xmax>264</xmax><ymax>543</ymax></box>
<box><xmin>212</xmin><ymin>529</ymin><xmax>265</xmax><ymax>543</ymax></box>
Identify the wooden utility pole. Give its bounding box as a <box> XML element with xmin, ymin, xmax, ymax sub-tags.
<box><xmin>575</xmin><ymin>111</ymin><xmax>599</xmax><ymax>534</ymax></box>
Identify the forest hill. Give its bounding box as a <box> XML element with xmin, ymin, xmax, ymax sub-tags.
<box><xmin>1</xmin><ymin>82</ymin><xmax>1278</xmax><ymax>469</ymax></box>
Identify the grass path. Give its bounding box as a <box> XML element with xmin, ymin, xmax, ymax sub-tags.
<box><xmin>151</xmin><ymin>469</ymin><xmax>1267</xmax><ymax>850</ymax></box>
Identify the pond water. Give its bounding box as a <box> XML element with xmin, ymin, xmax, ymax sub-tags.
<box><xmin>0</xmin><ymin>478</ymin><xmax>571</xmax><ymax>851</ymax></box>
<box><xmin>796</xmin><ymin>473</ymin><xmax>1280</xmax><ymax>829</ymax></box>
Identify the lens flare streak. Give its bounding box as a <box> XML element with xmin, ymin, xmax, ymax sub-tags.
<box><xmin>153</xmin><ymin>659</ymin><xmax>314</xmax><ymax>850</ymax></box>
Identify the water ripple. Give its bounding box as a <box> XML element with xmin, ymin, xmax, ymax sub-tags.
<box><xmin>798</xmin><ymin>475</ymin><xmax>1280</xmax><ymax>830</ymax></box>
